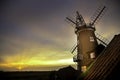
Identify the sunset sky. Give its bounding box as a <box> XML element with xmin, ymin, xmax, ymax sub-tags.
<box><xmin>0</xmin><ymin>0</ymin><xmax>120</xmax><ymax>71</ymax></box>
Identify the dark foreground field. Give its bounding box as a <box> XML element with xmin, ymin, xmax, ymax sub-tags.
<box><xmin>0</xmin><ymin>71</ymin><xmax>51</xmax><ymax>80</ymax></box>
<box><xmin>0</xmin><ymin>66</ymin><xmax>78</xmax><ymax>80</ymax></box>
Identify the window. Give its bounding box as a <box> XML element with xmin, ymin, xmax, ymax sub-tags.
<box><xmin>81</xmin><ymin>66</ymin><xmax>87</xmax><ymax>72</ymax></box>
<box><xmin>90</xmin><ymin>52</ymin><xmax>95</xmax><ymax>59</ymax></box>
<box><xmin>90</xmin><ymin>36</ymin><xmax>94</xmax><ymax>42</ymax></box>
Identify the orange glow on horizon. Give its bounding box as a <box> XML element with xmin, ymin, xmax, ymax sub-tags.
<box><xmin>0</xmin><ymin>49</ymin><xmax>75</xmax><ymax>71</ymax></box>
<box><xmin>17</xmin><ymin>66</ymin><xmax>22</xmax><ymax>70</ymax></box>
<box><xmin>0</xmin><ymin>58</ymin><xmax>75</xmax><ymax>70</ymax></box>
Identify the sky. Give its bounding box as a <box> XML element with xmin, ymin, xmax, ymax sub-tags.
<box><xmin>0</xmin><ymin>0</ymin><xmax>120</xmax><ymax>71</ymax></box>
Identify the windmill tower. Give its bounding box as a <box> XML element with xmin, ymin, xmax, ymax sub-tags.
<box><xmin>66</xmin><ymin>6</ymin><xmax>107</xmax><ymax>73</ymax></box>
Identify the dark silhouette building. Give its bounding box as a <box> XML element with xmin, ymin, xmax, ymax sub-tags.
<box><xmin>49</xmin><ymin>66</ymin><xmax>78</xmax><ymax>80</ymax></box>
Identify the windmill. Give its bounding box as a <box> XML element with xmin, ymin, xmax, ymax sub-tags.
<box><xmin>66</xmin><ymin>6</ymin><xmax>108</xmax><ymax>73</ymax></box>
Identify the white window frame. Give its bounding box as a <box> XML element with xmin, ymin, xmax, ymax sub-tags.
<box><xmin>90</xmin><ymin>36</ymin><xmax>94</xmax><ymax>42</ymax></box>
<box><xmin>90</xmin><ymin>52</ymin><xmax>95</xmax><ymax>59</ymax></box>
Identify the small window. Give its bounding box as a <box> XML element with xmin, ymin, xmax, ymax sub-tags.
<box><xmin>90</xmin><ymin>52</ymin><xmax>95</xmax><ymax>59</ymax></box>
<box><xmin>81</xmin><ymin>66</ymin><xmax>87</xmax><ymax>72</ymax></box>
<box><xmin>90</xmin><ymin>36</ymin><xmax>94</xmax><ymax>42</ymax></box>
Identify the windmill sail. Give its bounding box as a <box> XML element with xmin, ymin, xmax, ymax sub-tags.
<box><xmin>90</xmin><ymin>6</ymin><xmax>106</xmax><ymax>26</ymax></box>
